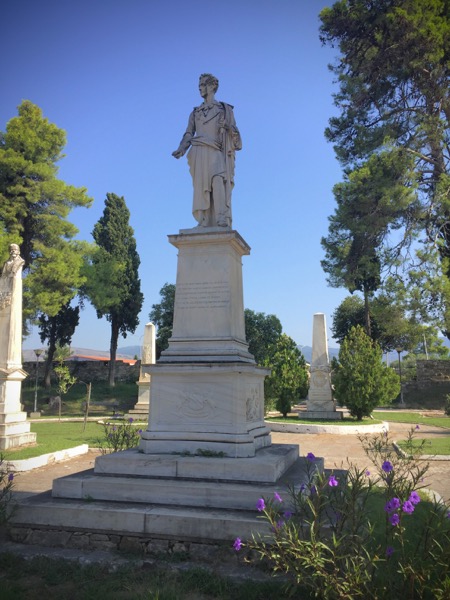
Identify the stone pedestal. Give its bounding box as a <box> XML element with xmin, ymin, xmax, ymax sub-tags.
<box><xmin>139</xmin><ymin>229</ymin><xmax>271</xmax><ymax>457</ymax></box>
<box><xmin>0</xmin><ymin>368</ymin><xmax>36</xmax><ymax>450</ymax></box>
<box><xmin>127</xmin><ymin>322</ymin><xmax>155</xmax><ymax>419</ymax></box>
<box><xmin>0</xmin><ymin>245</ymin><xmax>37</xmax><ymax>450</ymax></box>
<box><xmin>305</xmin><ymin>313</ymin><xmax>342</xmax><ymax>420</ymax></box>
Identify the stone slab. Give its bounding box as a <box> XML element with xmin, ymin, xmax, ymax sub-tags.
<box><xmin>268</xmin><ymin>421</ymin><xmax>389</xmax><ymax>435</ymax></box>
<box><xmin>10</xmin><ymin>494</ymin><xmax>272</xmax><ymax>542</ymax></box>
<box><xmin>94</xmin><ymin>443</ymin><xmax>298</xmax><ymax>483</ymax></box>
<box><xmin>301</xmin><ymin>411</ymin><xmax>343</xmax><ymax>420</ymax></box>
<box><xmin>12</xmin><ymin>455</ymin><xmax>324</xmax><ymax>544</ymax></box>
<box><xmin>8</xmin><ymin>444</ymin><xmax>89</xmax><ymax>472</ymax></box>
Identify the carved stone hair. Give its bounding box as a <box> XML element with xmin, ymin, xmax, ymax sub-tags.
<box><xmin>199</xmin><ymin>73</ymin><xmax>219</xmax><ymax>93</ymax></box>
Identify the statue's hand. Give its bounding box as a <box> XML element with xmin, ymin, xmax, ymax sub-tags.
<box><xmin>172</xmin><ymin>148</ymin><xmax>184</xmax><ymax>159</ymax></box>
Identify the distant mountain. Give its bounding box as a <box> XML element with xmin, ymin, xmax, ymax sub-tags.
<box><xmin>23</xmin><ymin>346</ymin><xmax>141</xmax><ymax>362</ymax></box>
<box><xmin>297</xmin><ymin>345</ymin><xmax>339</xmax><ymax>363</ymax></box>
<box><xmin>23</xmin><ymin>344</ymin><xmax>343</xmax><ymax>363</ymax></box>
<box><xmin>117</xmin><ymin>345</ymin><xmax>142</xmax><ymax>358</ymax></box>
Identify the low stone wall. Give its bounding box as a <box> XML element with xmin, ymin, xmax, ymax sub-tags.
<box><xmin>416</xmin><ymin>359</ymin><xmax>450</xmax><ymax>382</ymax></box>
<box><xmin>24</xmin><ymin>360</ymin><xmax>140</xmax><ymax>384</ymax></box>
<box><xmin>8</xmin><ymin>526</ymin><xmax>228</xmax><ymax>561</ymax></box>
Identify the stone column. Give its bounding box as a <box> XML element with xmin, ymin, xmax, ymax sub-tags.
<box><xmin>127</xmin><ymin>322</ymin><xmax>155</xmax><ymax>418</ymax></box>
<box><xmin>303</xmin><ymin>313</ymin><xmax>342</xmax><ymax>420</ymax></box>
<box><xmin>0</xmin><ymin>244</ymin><xmax>37</xmax><ymax>449</ymax></box>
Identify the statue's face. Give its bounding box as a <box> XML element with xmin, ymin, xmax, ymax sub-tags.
<box><xmin>9</xmin><ymin>245</ymin><xmax>19</xmax><ymax>258</ymax></box>
<box><xmin>199</xmin><ymin>78</ymin><xmax>214</xmax><ymax>99</ymax></box>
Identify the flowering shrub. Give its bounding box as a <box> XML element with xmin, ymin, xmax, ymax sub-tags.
<box><xmin>235</xmin><ymin>429</ymin><xmax>450</xmax><ymax>599</ymax></box>
<box><xmin>0</xmin><ymin>454</ymin><xmax>15</xmax><ymax>525</ymax></box>
<box><xmin>98</xmin><ymin>417</ymin><xmax>142</xmax><ymax>454</ymax></box>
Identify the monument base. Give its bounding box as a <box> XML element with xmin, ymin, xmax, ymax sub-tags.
<box><xmin>10</xmin><ymin>446</ymin><xmax>323</xmax><ymax>547</ymax></box>
<box><xmin>126</xmin><ymin>380</ymin><xmax>150</xmax><ymax>419</ymax></box>
<box><xmin>0</xmin><ymin>369</ymin><xmax>37</xmax><ymax>450</ymax></box>
<box><xmin>300</xmin><ymin>410</ymin><xmax>343</xmax><ymax>421</ymax></box>
<box><xmin>140</xmin><ymin>362</ymin><xmax>271</xmax><ymax>458</ymax></box>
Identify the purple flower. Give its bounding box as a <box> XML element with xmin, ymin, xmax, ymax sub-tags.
<box><xmin>446</xmin><ymin>511</ymin><xmax>450</xmax><ymax>519</ymax></box>
<box><xmin>256</xmin><ymin>498</ymin><xmax>265</xmax><ymax>512</ymax></box>
<box><xmin>409</xmin><ymin>491</ymin><xmax>420</xmax><ymax>505</ymax></box>
<box><xmin>274</xmin><ymin>491</ymin><xmax>283</xmax><ymax>503</ymax></box>
<box><xmin>365</xmin><ymin>470</ymin><xmax>371</xmax><ymax>476</ymax></box>
<box><xmin>390</xmin><ymin>513</ymin><xmax>400</xmax><ymax>526</ymax></box>
<box><xmin>402</xmin><ymin>500</ymin><xmax>415</xmax><ymax>514</ymax></box>
<box><xmin>306</xmin><ymin>452</ymin><xmax>315</xmax><ymax>462</ymax></box>
<box><xmin>233</xmin><ymin>537</ymin><xmax>242</xmax><ymax>551</ymax></box>
<box><xmin>415</xmin><ymin>425</ymin><xmax>420</xmax><ymax>430</ymax></box>
<box><xmin>8</xmin><ymin>473</ymin><xmax>14</xmax><ymax>482</ymax></box>
<box><xmin>384</xmin><ymin>498</ymin><xmax>400</xmax><ymax>513</ymax></box>
<box><xmin>328</xmin><ymin>475</ymin><xmax>338</xmax><ymax>487</ymax></box>
<box><xmin>300</xmin><ymin>483</ymin><xmax>306</xmax><ymax>492</ymax></box>
<box><xmin>386</xmin><ymin>546</ymin><xmax>395</xmax><ymax>558</ymax></box>
<box><xmin>276</xmin><ymin>520</ymin><xmax>285</xmax><ymax>529</ymax></box>
<box><xmin>283</xmin><ymin>511</ymin><xmax>293</xmax><ymax>520</ymax></box>
<box><xmin>128</xmin><ymin>417</ymin><xmax>134</xmax><ymax>423</ymax></box>
<box><xmin>382</xmin><ymin>460</ymin><xmax>393</xmax><ymax>473</ymax></box>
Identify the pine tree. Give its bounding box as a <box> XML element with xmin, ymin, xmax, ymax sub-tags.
<box><xmin>0</xmin><ymin>101</ymin><xmax>92</xmax><ymax>322</ymax></box>
<box><xmin>333</xmin><ymin>326</ymin><xmax>400</xmax><ymax>419</ymax></box>
<box><xmin>85</xmin><ymin>193</ymin><xmax>143</xmax><ymax>386</ymax></box>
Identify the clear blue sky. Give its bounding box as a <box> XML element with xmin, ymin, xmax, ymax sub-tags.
<box><xmin>2</xmin><ymin>0</ymin><xmax>349</xmax><ymax>352</ymax></box>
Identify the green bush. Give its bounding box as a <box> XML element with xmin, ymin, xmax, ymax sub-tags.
<box><xmin>334</xmin><ymin>325</ymin><xmax>400</xmax><ymax>420</ymax></box>
<box><xmin>97</xmin><ymin>417</ymin><xmax>142</xmax><ymax>454</ymax></box>
<box><xmin>235</xmin><ymin>429</ymin><xmax>450</xmax><ymax>599</ymax></box>
<box><xmin>445</xmin><ymin>394</ymin><xmax>450</xmax><ymax>416</ymax></box>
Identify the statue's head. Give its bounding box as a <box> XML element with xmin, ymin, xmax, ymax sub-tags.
<box><xmin>199</xmin><ymin>73</ymin><xmax>219</xmax><ymax>93</ymax></box>
<box><xmin>9</xmin><ymin>243</ymin><xmax>20</xmax><ymax>256</ymax></box>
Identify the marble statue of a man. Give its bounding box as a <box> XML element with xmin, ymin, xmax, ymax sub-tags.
<box><xmin>172</xmin><ymin>73</ymin><xmax>242</xmax><ymax>228</ymax></box>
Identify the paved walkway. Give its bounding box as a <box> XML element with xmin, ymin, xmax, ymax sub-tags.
<box><xmin>11</xmin><ymin>422</ymin><xmax>450</xmax><ymax>503</ymax></box>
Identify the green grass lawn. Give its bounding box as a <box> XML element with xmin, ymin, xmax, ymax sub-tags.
<box><xmin>20</xmin><ymin>381</ymin><xmax>137</xmax><ymax>417</ymax></box>
<box><xmin>397</xmin><ymin>437</ymin><xmax>450</xmax><ymax>455</ymax></box>
<box><xmin>266</xmin><ymin>416</ymin><xmax>383</xmax><ymax>426</ymax></box>
<box><xmin>375</xmin><ymin>411</ymin><xmax>450</xmax><ymax>429</ymax></box>
<box><xmin>3</xmin><ymin>422</ymin><xmax>104</xmax><ymax>460</ymax></box>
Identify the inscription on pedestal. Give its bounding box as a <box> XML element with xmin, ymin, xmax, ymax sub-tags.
<box><xmin>176</xmin><ymin>282</ymin><xmax>230</xmax><ymax>309</ymax></box>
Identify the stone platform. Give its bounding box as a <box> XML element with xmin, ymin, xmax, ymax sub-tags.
<box><xmin>10</xmin><ymin>449</ymin><xmax>322</xmax><ymax>545</ymax></box>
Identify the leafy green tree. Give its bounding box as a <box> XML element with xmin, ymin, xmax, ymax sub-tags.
<box><xmin>264</xmin><ymin>334</ymin><xmax>309</xmax><ymax>417</ymax></box>
<box><xmin>0</xmin><ymin>100</ymin><xmax>92</xmax><ymax>322</ymax></box>
<box><xmin>333</xmin><ymin>325</ymin><xmax>400</xmax><ymax>420</ymax></box>
<box><xmin>331</xmin><ymin>293</ymin><xmax>420</xmax><ymax>352</ymax></box>
<box><xmin>244</xmin><ymin>309</ymin><xmax>283</xmax><ymax>365</ymax></box>
<box><xmin>322</xmin><ymin>150</ymin><xmax>417</xmax><ymax>337</ymax></box>
<box><xmin>38</xmin><ymin>302</ymin><xmax>80</xmax><ymax>388</ymax></box>
<box><xmin>85</xmin><ymin>193</ymin><xmax>143</xmax><ymax>387</ymax></box>
<box><xmin>149</xmin><ymin>283</ymin><xmax>175</xmax><ymax>359</ymax></box>
<box><xmin>320</xmin><ymin>0</ymin><xmax>450</xmax><ymax>334</ymax></box>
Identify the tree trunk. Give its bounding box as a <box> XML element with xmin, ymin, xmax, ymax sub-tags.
<box><xmin>43</xmin><ymin>321</ymin><xmax>57</xmax><ymax>388</ymax></box>
<box><xmin>363</xmin><ymin>288</ymin><xmax>372</xmax><ymax>339</ymax></box>
<box><xmin>108</xmin><ymin>318</ymin><xmax>119</xmax><ymax>387</ymax></box>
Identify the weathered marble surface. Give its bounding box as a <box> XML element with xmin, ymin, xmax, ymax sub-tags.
<box><xmin>172</xmin><ymin>74</ymin><xmax>241</xmax><ymax>228</ymax></box>
<box><xmin>305</xmin><ymin>313</ymin><xmax>342</xmax><ymax>419</ymax></box>
<box><xmin>0</xmin><ymin>244</ymin><xmax>36</xmax><ymax>449</ymax></box>
<box><xmin>127</xmin><ymin>323</ymin><xmax>155</xmax><ymax>418</ymax></box>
